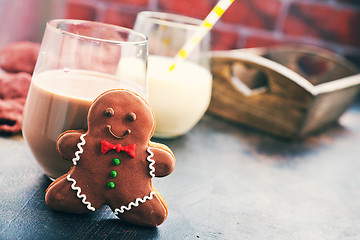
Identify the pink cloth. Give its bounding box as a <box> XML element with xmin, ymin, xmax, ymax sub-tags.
<box><xmin>0</xmin><ymin>41</ymin><xmax>40</xmax><ymax>135</ymax></box>
<box><xmin>0</xmin><ymin>41</ymin><xmax>40</xmax><ymax>74</ymax></box>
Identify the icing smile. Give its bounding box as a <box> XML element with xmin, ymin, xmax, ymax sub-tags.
<box><xmin>107</xmin><ymin>125</ymin><xmax>131</xmax><ymax>139</ymax></box>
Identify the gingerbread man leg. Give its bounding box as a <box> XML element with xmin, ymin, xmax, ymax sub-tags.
<box><xmin>45</xmin><ymin>174</ymin><xmax>95</xmax><ymax>214</ymax></box>
<box><xmin>110</xmin><ymin>190</ymin><xmax>168</xmax><ymax>227</ymax></box>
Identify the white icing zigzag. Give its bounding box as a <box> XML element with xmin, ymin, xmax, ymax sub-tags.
<box><xmin>114</xmin><ymin>191</ymin><xmax>155</xmax><ymax>215</ymax></box>
<box><xmin>146</xmin><ymin>147</ymin><xmax>156</xmax><ymax>178</ymax></box>
<box><xmin>67</xmin><ymin>174</ymin><xmax>96</xmax><ymax>211</ymax></box>
<box><xmin>72</xmin><ymin>133</ymin><xmax>86</xmax><ymax>165</ymax></box>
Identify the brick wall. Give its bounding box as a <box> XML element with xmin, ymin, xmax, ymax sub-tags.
<box><xmin>65</xmin><ymin>0</ymin><xmax>360</xmax><ymax>67</ymax></box>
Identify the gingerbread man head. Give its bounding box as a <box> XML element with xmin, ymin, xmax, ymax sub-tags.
<box><xmin>46</xmin><ymin>89</ymin><xmax>176</xmax><ymax>227</ymax></box>
<box><xmin>88</xmin><ymin>90</ymin><xmax>154</xmax><ymax>145</ymax></box>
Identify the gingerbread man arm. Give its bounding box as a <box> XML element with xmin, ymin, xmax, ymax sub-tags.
<box><xmin>149</xmin><ymin>141</ymin><xmax>176</xmax><ymax>177</ymax></box>
<box><xmin>56</xmin><ymin>130</ymin><xmax>85</xmax><ymax>161</ymax></box>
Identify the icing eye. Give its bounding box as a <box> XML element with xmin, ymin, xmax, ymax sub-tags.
<box><xmin>127</xmin><ymin>112</ymin><xmax>136</xmax><ymax>122</ymax></box>
<box><xmin>104</xmin><ymin>108</ymin><xmax>114</xmax><ymax>117</ymax></box>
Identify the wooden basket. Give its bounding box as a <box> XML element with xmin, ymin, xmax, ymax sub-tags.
<box><xmin>208</xmin><ymin>45</ymin><xmax>360</xmax><ymax>139</ymax></box>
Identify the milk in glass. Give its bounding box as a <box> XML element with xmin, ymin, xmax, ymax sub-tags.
<box><xmin>147</xmin><ymin>55</ymin><xmax>212</xmax><ymax>138</ymax></box>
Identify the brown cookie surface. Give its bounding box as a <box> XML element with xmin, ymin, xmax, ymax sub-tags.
<box><xmin>45</xmin><ymin>89</ymin><xmax>175</xmax><ymax>227</ymax></box>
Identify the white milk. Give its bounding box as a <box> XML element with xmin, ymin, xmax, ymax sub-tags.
<box><xmin>148</xmin><ymin>55</ymin><xmax>212</xmax><ymax>138</ymax></box>
<box><xmin>116</xmin><ymin>57</ymin><xmax>147</xmax><ymax>97</ymax></box>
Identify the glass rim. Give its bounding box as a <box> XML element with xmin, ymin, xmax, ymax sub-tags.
<box><xmin>136</xmin><ymin>11</ymin><xmax>202</xmax><ymax>30</ymax></box>
<box><xmin>47</xmin><ymin>19</ymin><xmax>148</xmax><ymax>46</ymax></box>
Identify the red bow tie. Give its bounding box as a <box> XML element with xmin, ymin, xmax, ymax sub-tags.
<box><xmin>101</xmin><ymin>140</ymin><xmax>136</xmax><ymax>158</ymax></box>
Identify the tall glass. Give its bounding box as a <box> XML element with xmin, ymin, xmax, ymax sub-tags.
<box><xmin>134</xmin><ymin>11</ymin><xmax>212</xmax><ymax>138</ymax></box>
<box><xmin>22</xmin><ymin>19</ymin><xmax>148</xmax><ymax>179</ymax></box>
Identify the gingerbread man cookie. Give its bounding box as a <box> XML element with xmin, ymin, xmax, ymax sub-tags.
<box><xmin>45</xmin><ymin>89</ymin><xmax>176</xmax><ymax>227</ymax></box>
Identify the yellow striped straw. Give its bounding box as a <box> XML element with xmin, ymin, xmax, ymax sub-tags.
<box><xmin>169</xmin><ymin>0</ymin><xmax>235</xmax><ymax>71</ymax></box>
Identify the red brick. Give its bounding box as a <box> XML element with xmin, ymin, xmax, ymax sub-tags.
<box><xmin>65</xmin><ymin>2</ymin><xmax>97</xmax><ymax>20</ymax></box>
<box><xmin>211</xmin><ymin>28</ymin><xmax>239</xmax><ymax>50</ymax></box>
<box><xmin>243</xmin><ymin>34</ymin><xmax>348</xmax><ymax>62</ymax></box>
<box><xmin>244</xmin><ymin>35</ymin><xmax>289</xmax><ymax>48</ymax></box>
<box><xmin>283</xmin><ymin>2</ymin><xmax>360</xmax><ymax>46</ymax></box>
<box><xmin>101</xmin><ymin>0</ymin><xmax>148</xmax><ymax>6</ymax></box>
<box><xmin>221</xmin><ymin>0</ymin><xmax>282</xmax><ymax>31</ymax></box>
<box><xmin>158</xmin><ymin>0</ymin><xmax>213</xmax><ymax>19</ymax></box>
<box><xmin>102</xmin><ymin>8</ymin><xmax>137</xmax><ymax>29</ymax></box>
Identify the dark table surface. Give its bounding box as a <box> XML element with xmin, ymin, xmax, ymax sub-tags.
<box><xmin>1</xmin><ymin>103</ymin><xmax>360</xmax><ymax>240</ymax></box>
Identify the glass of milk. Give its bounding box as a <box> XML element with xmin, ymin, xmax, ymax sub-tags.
<box><xmin>22</xmin><ymin>19</ymin><xmax>148</xmax><ymax>179</ymax></box>
<box><xmin>134</xmin><ymin>11</ymin><xmax>212</xmax><ymax>138</ymax></box>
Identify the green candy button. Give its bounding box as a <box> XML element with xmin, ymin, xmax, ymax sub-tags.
<box><xmin>107</xmin><ymin>182</ymin><xmax>115</xmax><ymax>189</ymax></box>
<box><xmin>112</xmin><ymin>158</ymin><xmax>120</xmax><ymax>166</ymax></box>
<box><xmin>110</xmin><ymin>171</ymin><xmax>117</xmax><ymax>178</ymax></box>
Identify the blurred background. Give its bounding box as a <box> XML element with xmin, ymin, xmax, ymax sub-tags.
<box><xmin>1</xmin><ymin>0</ymin><xmax>359</xmax><ymax>67</ymax></box>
